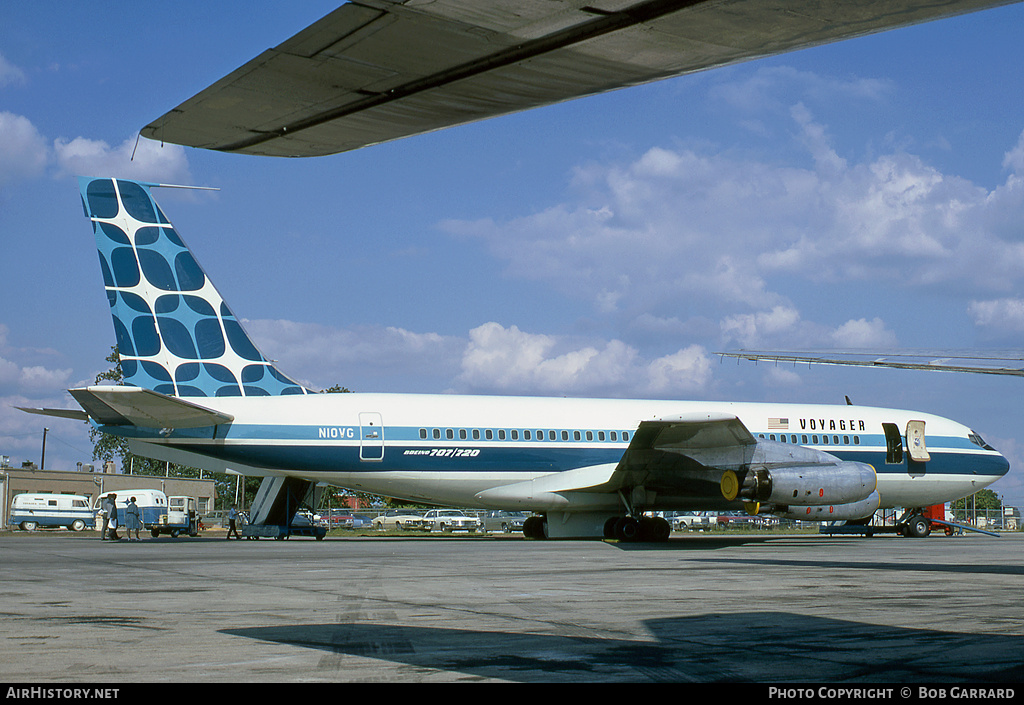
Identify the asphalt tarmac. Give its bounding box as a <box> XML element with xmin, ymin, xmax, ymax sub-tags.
<box><xmin>1</xmin><ymin>530</ymin><xmax>1022</xmax><ymax>685</ymax></box>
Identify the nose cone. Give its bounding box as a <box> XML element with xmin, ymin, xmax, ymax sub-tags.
<box><xmin>994</xmin><ymin>451</ymin><xmax>1010</xmax><ymax>478</ymax></box>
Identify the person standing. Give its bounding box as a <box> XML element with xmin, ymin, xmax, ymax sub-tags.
<box><xmin>107</xmin><ymin>493</ymin><xmax>121</xmax><ymax>541</ymax></box>
<box><xmin>125</xmin><ymin>496</ymin><xmax>142</xmax><ymax>541</ymax></box>
<box><xmin>227</xmin><ymin>505</ymin><xmax>241</xmax><ymax>540</ymax></box>
<box><xmin>98</xmin><ymin>495</ymin><xmax>110</xmax><ymax>540</ymax></box>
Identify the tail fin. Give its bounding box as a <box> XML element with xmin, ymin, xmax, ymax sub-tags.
<box><xmin>78</xmin><ymin>177</ymin><xmax>311</xmax><ymax>397</ymax></box>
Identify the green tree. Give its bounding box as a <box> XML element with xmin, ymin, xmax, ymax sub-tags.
<box><xmin>951</xmin><ymin>488</ymin><xmax>1002</xmax><ymax>521</ymax></box>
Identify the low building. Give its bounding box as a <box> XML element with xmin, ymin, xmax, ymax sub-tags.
<box><xmin>1</xmin><ymin>466</ymin><xmax>216</xmax><ymax>529</ymax></box>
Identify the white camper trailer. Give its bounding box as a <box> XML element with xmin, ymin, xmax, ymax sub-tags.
<box><xmin>9</xmin><ymin>493</ymin><xmax>95</xmax><ymax>531</ymax></box>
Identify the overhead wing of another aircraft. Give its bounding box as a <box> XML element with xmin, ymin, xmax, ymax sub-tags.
<box><xmin>716</xmin><ymin>350</ymin><xmax>1024</xmax><ymax>377</ymax></box>
<box><xmin>141</xmin><ymin>0</ymin><xmax>1016</xmax><ymax>157</ymax></box>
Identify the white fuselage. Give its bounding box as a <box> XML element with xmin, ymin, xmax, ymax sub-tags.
<box><xmin>117</xmin><ymin>393</ymin><xmax>1008</xmax><ymax>512</ymax></box>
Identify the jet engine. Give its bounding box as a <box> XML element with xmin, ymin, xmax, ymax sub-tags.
<box><xmin>775</xmin><ymin>491</ymin><xmax>881</xmax><ymax>522</ymax></box>
<box><xmin>721</xmin><ymin>461</ymin><xmax>877</xmax><ymax>507</ymax></box>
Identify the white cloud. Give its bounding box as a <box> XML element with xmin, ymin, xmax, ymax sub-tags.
<box><xmin>719</xmin><ymin>308</ymin><xmax>896</xmax><ymax>351</ymax></box>
<box><xmin>1003</xmin><ymin>130</ymin><xmax>1024</xmax><ymax>173</ymax></box>
<box><xmin>53</xmin><ymin>135</ymin><xmax>190</xmax><ymax>185</ymax></box>
<box><xmin>720</xmin><ymin>306</ymin><xmax>804</xmax><ymax>348</ymax></box>
<box><xmin>456</xmin><ymin>322</ymin><xmax>712</xmax><ymax>397</ymax></box>
<box><xmin>831</xmin><ymin>317</ymin><xmax>898</xmax><ymax>348</ymax></box>
<box><xmin>242</xmin><ymin>319</ymin><xmax>463</xmax><ymax>391</ymax></box>
<box><xmin>0</xmin><ymin>112</ymin><xmax>48</xmax><ymax>185</ymax></box>
<box><xmin>0</xmin><ymin>108</ymin><xmax>192</xmax><ymax>189</ymax></box>
<box><xmin>443</xmin><ymin>109</ymin><xmax>1024</xmax><ymax>349</ymax></box>
<box><xmin>0</xmin><ymin>52</ymin><xmax>26</xmax><ymax>87</ymax></box>
<box><xmin>0</xmin><ymin>324</ymin><xmax>73</xmax><ymax>395</ymax></box>
<box><xmin>967</xmin><ymin>298</ymin><xmax>1024</xmax><ymax>334</ymax></box>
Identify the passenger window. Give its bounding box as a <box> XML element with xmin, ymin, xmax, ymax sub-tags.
<box><xmin>561</xmin><ymin>431</ymin><xmax>568</xmax><ymax>441</ymax></box>
<box><xmin>586</xmin><ymin>431</ymin><xmax>593</xmax><ymax>441</ymax></box>
<box><xmin>524</xmin><ymin>430</ymin><xmax>532</xmax><ymax>440</ymax></box>
<box><xmin>801</xmin><ymin>435</ymin><xmax>808</xmax><ymax>444</ymax></box>
<box><xmin>511</xmin><ymin>430</ymin><xmax>518</xmax><ymax>440</ymax></box>
<box><xmin>611</xmin><ymin>432</ymin><xmax>618</xmax><ymax>441</ymax></box>
<box><xmin>623</xmin><ymin>432</ymin><xmax>629</xmax><ymax>441</ymax></box>
<box><xmin>498</xmin><ymin>430</ymin><xmax>506</xmax><ymax>440</ymax></box>
<box><xmin>433</xmin><ymin>429</ymin><xmax>441</xmax><ymax>440</ymax></box>
<box><xmin>419</xmin><ymin>428</ymin><xmax>427</xmax><ymax>439</ymax></box>
<box><xmin>473</xmin><ymin>429</ymin><xmax>480</xmax><ymax>440</ymax></box>
<box><xmin>599</xmin><ymin>432</ymin><xmax>606</xmax><ymax>441</ymax></box>
<box><xmin>574</xmin><ymin>431</ymin><xmax>581</xmax><ymax>441</ymax></box>
<box><xmin>485</xmin><ymin>429</ymin><xmax>493</xmax><ymax>440</ymax></box>
<box><xmin>446</xmin><ymin>429</ymin><xmax>454</xmax><ymax>440</ymax></box>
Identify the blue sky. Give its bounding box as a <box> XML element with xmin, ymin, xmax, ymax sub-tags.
<box><xmin>2</xmin><ymin>2</ymin><xmax>1023</xmax><ymax>508</ymax></box>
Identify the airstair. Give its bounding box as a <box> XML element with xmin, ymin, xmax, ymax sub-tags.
<box><xmin>242</xmin><ymin>476</ymin><xmax>327</xmax><ymax>540</ymax></box>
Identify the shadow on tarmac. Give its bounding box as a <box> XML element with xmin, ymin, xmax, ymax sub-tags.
<box><xmin>223</xmin><ymin>611</ymin><xmax>1024</xmax><ymax>682</ymax></box>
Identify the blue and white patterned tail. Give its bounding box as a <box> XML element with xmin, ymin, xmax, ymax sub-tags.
<box><xmin>79</xmin><ymin>177</ymin><xmax>311</xmax><ymax>397</ymax></box>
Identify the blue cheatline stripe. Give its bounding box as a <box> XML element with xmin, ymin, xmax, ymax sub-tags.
<box><xmin>117</xmin><ymin>437</ymin><xmax>1002</xmax><ymax>479</ymax></box>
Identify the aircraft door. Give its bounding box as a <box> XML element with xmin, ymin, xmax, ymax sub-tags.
<box><xmin>882</xmin><ymin>423</ymin><xmax>903</xmax><ymax>464</ymax></box>
<box><xmin>359</xmin><ymin>412</ymin><xmax>384</xmax><ymax>461</ymax></box>
<box><xmin>906</xmin><ymin>420</ymin><xmax>929</xmax><ymax>476</ymax></box>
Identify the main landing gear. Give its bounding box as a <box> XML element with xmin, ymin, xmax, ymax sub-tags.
<box><xmin>603</xmin><ymin>515</ymin><xmax>671</xmax><ymax>542</ymax></box>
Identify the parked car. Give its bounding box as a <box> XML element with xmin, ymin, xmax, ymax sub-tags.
<box><xmin>323</xmin><ymin>513</ymin><xmax>373</xmax><ymax>529</ymax></box>
<box><xmin>421</xmin><ymin>509</ymin><xmax>482</xmax><ymax>532</ymax></box>
<box><xmin>372</xmin><ymin>509</ymin><xmax>424</xmax><ymax>530</ymax></box>
<box><xmin>483</xmin><ymin>510</ymin><xmax>530</xmax><ymax>533</ymax></box>
<box><xmin>672</xmin><ymin>512</ymin><xmax>716</xmax><ymax>531</ymax></box>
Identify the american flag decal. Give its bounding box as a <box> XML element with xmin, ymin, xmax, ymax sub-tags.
<box><xmin>768</xmin><ymin>417</ymin><xmax>789</xmax><ymax>430</ymax></box>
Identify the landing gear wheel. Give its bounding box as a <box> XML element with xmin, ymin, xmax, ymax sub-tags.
<box><xmin>614</xmin><ymin>516</ymin><xmax>640</xmax><ymax>542</ymax></box>
<box><xmin>906</xmin><ymin>516</ymin><xmax>931</xmax><ymax>538</ymax></box>
<box><xmin>523</xmin><ymin>515</ymin><xmax>548</xmax><ymax>539</ymax></box>
<box><xmin>603</xmin><ymin>517</ymin><xmax>619</xmax><ymax>539</ymax></box>
<box><xmin>639</xmin><ymin>517</ymin><xmax>671</xmax><ymax>542</ymax></box>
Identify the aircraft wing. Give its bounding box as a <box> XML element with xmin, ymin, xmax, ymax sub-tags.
<box><xmin>141</xmin><ymin>0</ymin><xmax>1014</xmax><ymax>157</ymax></box>
<box><xmin>716</xmin><ymin>350</ymin><xmax>1024</xmax><ymax>377</ymax></box>
<box><xmin>476</xmin><ymin>412</ymin><xmax>757</xmax><ymax>507</ymax></box>
<box><xmin>65</xmin><ymin>386</ymin><xmax>235</xmax><ymax>429</ymax></box>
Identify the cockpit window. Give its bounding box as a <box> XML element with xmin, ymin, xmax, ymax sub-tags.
<box><xmin>969</xmin><ymin>431</ymin><xmax>995</xmax><ymax>450</ymax></box>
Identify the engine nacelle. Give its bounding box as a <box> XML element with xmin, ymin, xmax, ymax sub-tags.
<box><xmin>722</xmin><ymin>462</ymin><xmax>876</xmax><ymax>506</ymax></box>
<box><xmin>775</xmin><ymin>491</ymin><xmax>881</xmax><ymax>522</ymax></box>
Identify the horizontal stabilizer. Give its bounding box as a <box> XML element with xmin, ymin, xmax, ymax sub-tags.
<box><xmin>16</xmin><ymin>406</ymin><xmax>89</xmax><ymax>422</ymax></box>
<box><xmin>68</xmin><ymin>386</ymin><xmax>234</xmax><ymax>429</ymax></box>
